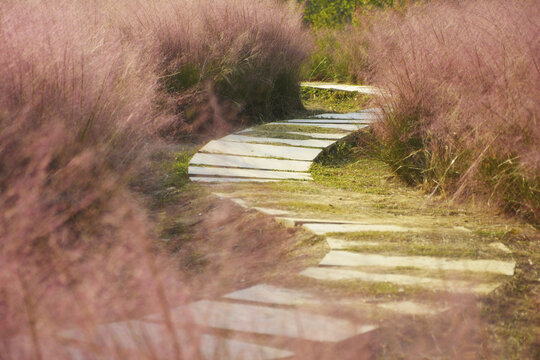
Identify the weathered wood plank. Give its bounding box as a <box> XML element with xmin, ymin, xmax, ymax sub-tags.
<box><xmin>189</xmin><ymin>166</ymin><xmax>312</xmax><ymax>180</ymax></box>
<box><xmin>222</xmin><ymin>134</ymin><xmax>334</xmax><ymax>148</ymax></box>
<box><xmin>201</xmin><ymin>140</ymin><xmax>321</xmax><ymax>161</ymax></box>
<box><xmin>189</xmin><ymin>153</ymin><xmax>312</xmax><ymax>172</ymax></box>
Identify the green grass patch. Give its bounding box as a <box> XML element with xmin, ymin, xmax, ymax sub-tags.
<box><xmin>258</xmin><ymin>123</ymin><xmax>350</xmax><ymax>134</ymax></box>
<box><xmin>480</xmin><ymin>156</ymin><xmax>540</xmax><ymax>227</ymax></box>
<box><xmin>311</xmin><ymin>158</ymin><xmax>395</xmax><ymax>194</ymax></box>
<box><xmin>143</xmin><ymin>148</ymin><xmax>198</xmax><ymax>208</ymax></box>
<box><xmin>302</xmin><ymin>0</ymin><xmax>399</xmax><ymax>28</ymax></box>
<box><xmin>301</xmin><ymin>86</ymin><xmax>370</xmax><ymax>112</ymax></box>
<box><xmin>162</xmin><ymin>150</ymin><xmax>195</xmax><ymax>189</ymax></box>
<box><xmin>311</xmin><ymin>132</ymin><xmax>399</xmax><ymax>193</ymax></box>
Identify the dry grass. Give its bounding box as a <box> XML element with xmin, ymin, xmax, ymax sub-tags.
<box><xmin>363</xmin><ymin>0</ymin><xmax>540</xmax><ymax>224</ymax></box>
<box><xmin>0</xmin><ymin>0</ymin><xmax>309</xmax><ymax>358</ymax></box>
<box><xmin>2</xmin><ymin>0</ymin><xmax>537</xmax><ymax>358</ymax></box>
<box><xmin>302</xmin><ymin>26</ymin><xmax>369</xmax><ymax>83</ymax></box>
<box><xmin>0</xmin><ymin>1</ymin><xmax>185</xmax><ymax>356</ymax></box>
<box><xmin>114</xmin><ymin>0</ymin><xmax>311</xmax><ymax>135</ymax></box>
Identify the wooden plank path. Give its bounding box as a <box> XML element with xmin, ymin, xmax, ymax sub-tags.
<box><xmin>179</xmin><ymin>84</ymin><xmax>514</xmax><ymax>358</ymax></box>
<box><xmin>188</xmin><ymin>105</ymin><xmax>378</xmax><ymax>183</ymax></box>
<box><xmin>49</xmin><ymin>84</ymin><xmax>515</xmax><ymax>359</ymax></box>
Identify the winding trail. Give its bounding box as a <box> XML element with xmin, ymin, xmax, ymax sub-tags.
<box><xmin>177</xmin><ymin>84</ymin><xmax>515</xmax><ymax>358</ymax></box>
<box><xmin>54</xmin><ymin>84</ymin><xmax>516</xmax><ymax>359</ymax></box>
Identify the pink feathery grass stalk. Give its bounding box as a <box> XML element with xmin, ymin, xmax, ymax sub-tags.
<box><xmin>110</xmin><ymin>0</ymin><xmax>311</xmax><ymax>134</ymax></box>
<box><xmin>0</xmin><ymin>0</ymin><xmax>183</xmax><ymax>357</ymax></box>
<box><xmin>365</xmin><ymin>0</ymin><xmax>539</xmax><ymax>222</ymax></box>
<box><xmin>1</xmin><ymin>0</ymin><xmax>312</xmax><ymax>358</ymax></box>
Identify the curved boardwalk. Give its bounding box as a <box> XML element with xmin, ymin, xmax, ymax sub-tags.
<box><xmin>178</xmin><ymin>84</ymin><xmax>515</xmax><ymax>358</ymax></box>
<box><xmin>188</xmin><ymin>112</ymin><xmax>380</xmax><ymax>183</ymax></box>
<box><xmin>51</xmin><ymin>85</ymin><xmax>516</xmax><ymax>359</ymax></box>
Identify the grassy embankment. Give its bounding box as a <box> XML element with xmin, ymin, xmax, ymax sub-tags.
<box><xmin>366</xmin><ymin>0</ymin><xmax>540</xmax><ymax>227</ymax></box>
<box><xmin>303</xmin><ymin>0</ymin><xmax>539</xmax><ymax>227</ymax></box>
